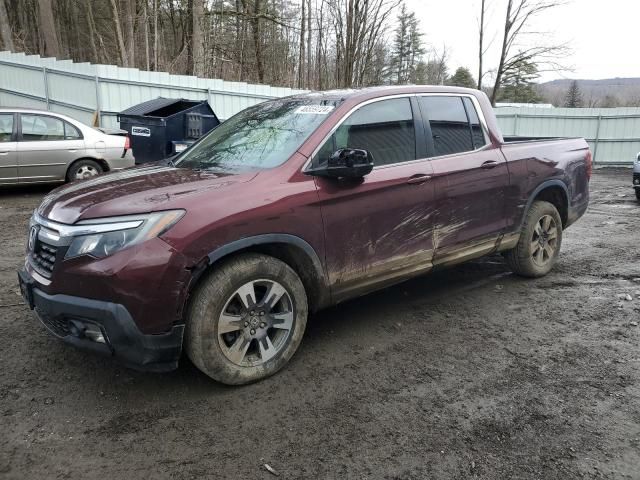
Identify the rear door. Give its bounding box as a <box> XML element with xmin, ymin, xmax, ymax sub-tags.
<box><xmin>0</xmin><ymin>113</ymin><xmax>18</xmax><ymax>184</ymax></box>
<box><xmin>309</xmin><ymin>96</ymin><xmax>436</xmax><ymax>302</ymax></box>
<box><xmin>17</xmin><ymin>113</ymin><xmax>85</xmax><ymax>183</ymax></box>
<box><xmin>418</xmin><ymin>95</ymin><xmax>510</xmax><ymax>264</ymax></box>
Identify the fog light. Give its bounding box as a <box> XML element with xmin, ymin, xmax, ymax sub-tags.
<box><xmin>84</xmin><ymin>324</ymin><xmax>106</xmax><ymax>344</ymax></box>
<box><xmin>68</xmin><ymin>319</ymin><xmax>106</xmax><ymax>343</ymax></box>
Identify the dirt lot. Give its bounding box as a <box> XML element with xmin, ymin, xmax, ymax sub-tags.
<box><xmin>0</xmin><ymin>168</ymin><xmax>639</xmax><ymax>480</ymax></box>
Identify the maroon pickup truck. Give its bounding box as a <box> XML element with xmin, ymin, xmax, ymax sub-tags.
<box><xmin>18</xmin><ymin>86</ymin><xmax>591</xmax><ymax>384</ymax></box>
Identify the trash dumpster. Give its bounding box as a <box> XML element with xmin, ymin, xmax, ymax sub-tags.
<box><xmin>118</xmin><ymin>98</ymin><xmax>220</xmax><ymax>164</ymax></box>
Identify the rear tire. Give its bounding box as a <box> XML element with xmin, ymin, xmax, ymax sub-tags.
<box><xmin>505</xmin><ymin>200</ymin><xmax>563</xmax><ymax>278</ymax></box>
<box><xmin>66</xmin><ymin>159</ymin><xmax>103</xmax><ymax>182</ymax></box>
<box><xmin>635</xmin><ymin>189</ymin><xmax>640</xmax><ymax>201</ymax></box>
<box><xmin>185</xmin><ymin>253</ymin><xmax>308</xmax><ymax>385</ymax></box>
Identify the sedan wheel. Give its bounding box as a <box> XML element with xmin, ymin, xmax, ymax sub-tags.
<box><xmin>75</xmin><ymin>165</ymin><xmax>100</xmax><ymax>180</ymax></box>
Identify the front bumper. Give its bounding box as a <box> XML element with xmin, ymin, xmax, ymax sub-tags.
<box><xmin>19</xmin><ymin>269</ymin><xmax>183</xmax><ymax>372</ymax></box>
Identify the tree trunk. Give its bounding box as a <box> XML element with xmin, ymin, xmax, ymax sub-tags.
<box><xmin>250</xmin><ymin>0</ymin><xmax>264</xmax><ymax>83</ymax></box>
<box><xmin>38</xmin><ymin>0</ymin><xmax>60</xmax><ymax>57</ymax></box>
<box><xmin>478</xmin><ymin>0</ymin><xmax>485</xmax><ymax>90</ymax></box>
<box><xmin>124</xmin><ymin>0</ymin><xmax>136</xmax><ymax>67</ymax></box>
<box><xmin>110</xmin><ymin>0</ymin><xmax>129</xmax><ymax>66</ymax></box>
<box><xmin>297</xmin><ymin>0</ymin><xmax>305</xmax><ymax>88</ymax></box>
<box><xmin>85</xmin><ymin>0</ymin><xmax>100</xmax><ymax>63</ymax></box>
<box><xmin>0</xmin><ymin>0</ymin><xmax>15</xmax><ymax>51</ymax></box>
<box><xmin>306</xmin><ymin>0</ymin><xmax>312</xmax><ymax>88</ymax></box>
<box><xmin>491</xmin><ymin>0</ymin><xmax>512</xmax><ymax>106</ymax></box>
<box><xmin>153</xmin><ymin>0</ymin><xmax>158</xmax><ymax>70</ymax></box>
<box><xmin>143</xmin><ymin>0</ymin><xmax>150</xmax><ymax>70</ymax></box>
<box><xmin>192</xmin><ymin>0</ymin><xmax>205</xmax><ymax>76</ymax></box>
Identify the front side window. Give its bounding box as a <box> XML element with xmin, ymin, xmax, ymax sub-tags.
<box><xmin>21</xmin><ymin>114</ymin><xmax>65</xmax><ymax>141</ymax></box>
<box><xmin>176</xmin><ymin>99</ymin><xmax>339</xmax><ymax>172</ymax></box>
<box><xmin>421</xmin><ymin>96</ymin><xmax>486</xmax><ymax>157</ymax></box>
<box><xmin>0</xmin><ymin>114</ymin><xmax>13</xmax><ymax>142</ymax></box>
<box><xmin>313</xmin><ymin>97</ymin><xmax>416</xmax><ymax>168</ymax></box>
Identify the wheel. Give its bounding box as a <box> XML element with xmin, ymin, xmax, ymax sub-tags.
<box><xmin>635</xmin><ymin>189</ymin><xmax>640</xmax><ymax>201</ymax></box>
<box><xmin>66</xmin><ymin>159</ymin><xmax>103</xmax><ymax>182</ymax></box>
<box><xmin>185</xmin><ymin>253</ymin><xmax>308</xmax><ymax>385</ymax></box>
<box><xmin>505</xmin><ymin>200</ymin><xmax>563</xmax><ymax>278</ymax></box>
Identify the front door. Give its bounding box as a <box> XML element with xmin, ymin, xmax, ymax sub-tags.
<box><xmin>0</xmin><ymin>113</ymin><xmax>18</xmax><ymax>185</ymax></box>
<box><xmin>309</xmin><ymin>96</ymin><xmax>436</xmax><ymax>302</ymax></box>
<box><xmin>418</xmin><ymin>95</ymin><xmax>510</xmax><ymax>264</ymax></box>
<box><xmin>17</xmin><ymin>113</ymin><xmax>85</xmax><ymax>182</ymax></box>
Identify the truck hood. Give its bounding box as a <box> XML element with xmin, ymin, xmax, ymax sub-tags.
<box><xmin>38</xmin><ymin>165</ymin><xmax>258</xmax><ymax>224</ymax></box>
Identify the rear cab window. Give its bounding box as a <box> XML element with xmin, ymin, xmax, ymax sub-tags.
<box><xmin>312</xmin><ymin>97</ymin><xmax>418</xmax><ymax>168</ymax></box>
<box><xmin>419</xmin><ymin>96</ymin><xmax>488</xmax><ymax>157</ymax></box>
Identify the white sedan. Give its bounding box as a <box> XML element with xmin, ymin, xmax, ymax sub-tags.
<box><xmin>0</xmin><ymin>108</ymin><xmax>135</xmax><ymax>185</ymax></box>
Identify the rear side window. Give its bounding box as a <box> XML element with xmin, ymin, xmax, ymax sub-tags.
<box><xmin>64</xmin><ymin>122</ymin><xmax>82</xmax><ymax>139</ymax></box>
<box><xmin>420</xmin><ymin>96</ymin><xmax>486</xmax><ymax>157</ymax></box>
<box><xmin>314</xmin><ymin>97</ymin><xmax>416</xmax><ymax>167</ymax></box>
<box><xmin>0</xmin><ymin>114</ymin><xmax>13</xmax><ymax>142</ymax></box>
<box><xmin>21</xmin><ymin>114</ymin><xmax>65</xmax><ymax>141</ymax></box>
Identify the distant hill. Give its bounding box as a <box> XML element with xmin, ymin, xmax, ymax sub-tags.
<box><xmin>536</xmin><ymin>78</ymin><xmax>640</xmax><ymax>107</ymax></box>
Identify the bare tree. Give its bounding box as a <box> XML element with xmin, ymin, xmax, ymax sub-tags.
<box><xmin>192</xmin><ymin>0</ymin><xmax>205</xmax><ymax>76</ymax></box>
<box><xmin>38</xmin><ymin>0</ymin><xmax>60</xmax><ymax>57</ymax></box>
<box><xmin>477</xmin><ymin>0</ymin><xmax>485</xmax><ymax>90</ymax></box>
<box><xmin>110</xmin><ymin>0</ymin><xmax>128</xmax><ymax>66</ymax></box>
<box><xmin>491</xmin><ymin>0</ymin><xmax>568</xmax><ymax>105</ymax></box>
<box><xmin>0</xmin><ymin>0</ymin><xmax>14</xmax><ymax>51</ymax></box>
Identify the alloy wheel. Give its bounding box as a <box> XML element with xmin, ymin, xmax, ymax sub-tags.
<box><xmin>531</xmin><ymin>214</ymin><xmax>558</xmax><ymax>267</ymax></box>
<box><xmin>217</xmin><ymin>279</ymin><xmax>294</xmax><ymax>367</ymax></box>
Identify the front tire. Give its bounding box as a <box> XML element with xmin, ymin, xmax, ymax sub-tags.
<box><xmin>505</xmin><ymin>200</ymin><xmax>563</xmax><ymax>278</ymax></box>
<box><xmin>185</xmin><ymin>253</ymin><xmax>308</xmax><ymax>385</ymax></box>
<box><xmin>635</xmin><ymin>188</ymin><xmax>640</xmax><ymax>201</ymax></box>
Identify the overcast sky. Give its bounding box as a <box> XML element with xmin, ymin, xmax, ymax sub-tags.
<box><xmin>404</xmin><ymin>0</ymin><xmax>638</xmax><ymax>83</ymax></box>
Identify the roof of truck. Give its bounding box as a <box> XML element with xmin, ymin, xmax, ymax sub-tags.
<box><xmin>289</xmin><ymin>85</ymin><xmax>482</xmax><ymax>101</ymax></box>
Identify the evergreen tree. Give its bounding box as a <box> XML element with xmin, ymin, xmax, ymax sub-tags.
<box><xmin>447</xmin><ymin>67</ymin><xmax>476</xmax><ymax>89</ymax></box>
<box><xmin>564</xmin><ymin>80</ymin><xmax>583</xmax><ymax>108</ymax></box>
<box><xmin>391</xmin><ymin>2</ymin><xmax>425</xmax><ymax>84</ymax></box>
<box><xmin>498</xmin><ymin>59</ymin><xmax>541</xmax><ymax>104</ymax></box>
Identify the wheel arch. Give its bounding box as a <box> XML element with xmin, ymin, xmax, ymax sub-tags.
<box><xmin>192</xmin><ymin>234</ymin><xmax>330</xmax><ymax>313</ymax></box>
<box><xmin>523</xmin><ymin>180</ymin><xmax>569</xmax><ymax>228</ymax></box>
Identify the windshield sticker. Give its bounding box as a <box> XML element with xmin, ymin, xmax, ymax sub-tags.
<box><xmin>294</xmin><ymin>105</ymin><xmax>335</xmax><ymax>115</ymax></box>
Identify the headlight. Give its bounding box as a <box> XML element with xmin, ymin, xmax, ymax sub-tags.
<box><xmin>65</xmin><ymin>210</ymin><xmax>184</xmax><ymax>259</ymax></box>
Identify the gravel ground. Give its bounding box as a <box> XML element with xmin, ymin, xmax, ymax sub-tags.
<box><xmin>1</xmin><ymin>168</ymin><xmax>639</xmax><ymax>480</ymax></box>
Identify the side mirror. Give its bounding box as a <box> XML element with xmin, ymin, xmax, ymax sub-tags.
<box><xmin>307</xmin><ymin>148</ymin><xmax>374</xmax><ymax>178</ymax></box>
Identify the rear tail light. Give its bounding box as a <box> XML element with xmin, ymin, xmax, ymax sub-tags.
<box><xmin>585</xmin><ymin>149</ymin><xmax>593</xmax><ymax>180</ymax></box>
<box><xmin>124</xmin><ymin>135</ymin><xmax>131</xmax><ymax>150</ymax></box>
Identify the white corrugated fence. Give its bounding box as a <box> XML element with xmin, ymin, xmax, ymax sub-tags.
<box><xmin>1</xmin><ymin>51</ymin><xmax>638</xmax><ymax>165</ymax></box>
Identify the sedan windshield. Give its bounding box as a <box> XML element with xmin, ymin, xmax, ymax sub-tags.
<box><xmin>176</xmin><ymin>99</ymin><xmax>339</xmax><ymax>172</ymax></box>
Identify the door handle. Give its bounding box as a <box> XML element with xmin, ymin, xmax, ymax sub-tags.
<box><xmin>406</xmin><ymin>174</ymin><xmax>432</xmax><ymax>185</ymax></box>
<box><xmin>0</xmin><ymin>151</ymin><xmax>9</xmax><ymax>156</ymax></box>
<box><xmin>481</xmin><ymin>160</ymin><xmax>499</xmax><ymax>169</ymax></box>
<box><xmin>68</xmin><ymin>149</ymin><xmax>77</xmax><ymax>153</ymax></box>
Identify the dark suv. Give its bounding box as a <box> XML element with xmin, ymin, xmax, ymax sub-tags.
<box><xmin>19</xmin><ymin>86</ymin><xmax>591</xmax><ymax>384</ymax></box>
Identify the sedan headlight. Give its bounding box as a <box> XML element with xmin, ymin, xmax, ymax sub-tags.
<box><xmin>65</xmin><ymin>210</ymin><xmax>184</xmax><ymax>259</ymax></box>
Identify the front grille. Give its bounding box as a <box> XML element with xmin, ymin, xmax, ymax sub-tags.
<box><xmin>30</xmin><ymin>239</ymin><xmax>58</xmax><ymax>278</ymax></box>
<box><xmin>38</xmin><ymin>312</ymin><xmax>70</xmax><ymax>337</ymax></box>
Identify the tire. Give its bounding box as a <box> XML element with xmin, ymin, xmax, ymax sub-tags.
<box><xmin>66</xmin><ymin>159</ymin><xmax>103</xmax><ymax>182</ymax></box>
<box><xmin>505</xmin><ymin>200</ymin><xmax>563</xmax><ymax>278</ymax></box>
<box><xmin>635</xmin><ymin>189</ymin><xmax>640</xmax><ymax>201</ymax></box>
<box><xmin>185</xmin><ymin>253</ymin><xmax>308</xmax><ymax>385</ymax></box>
